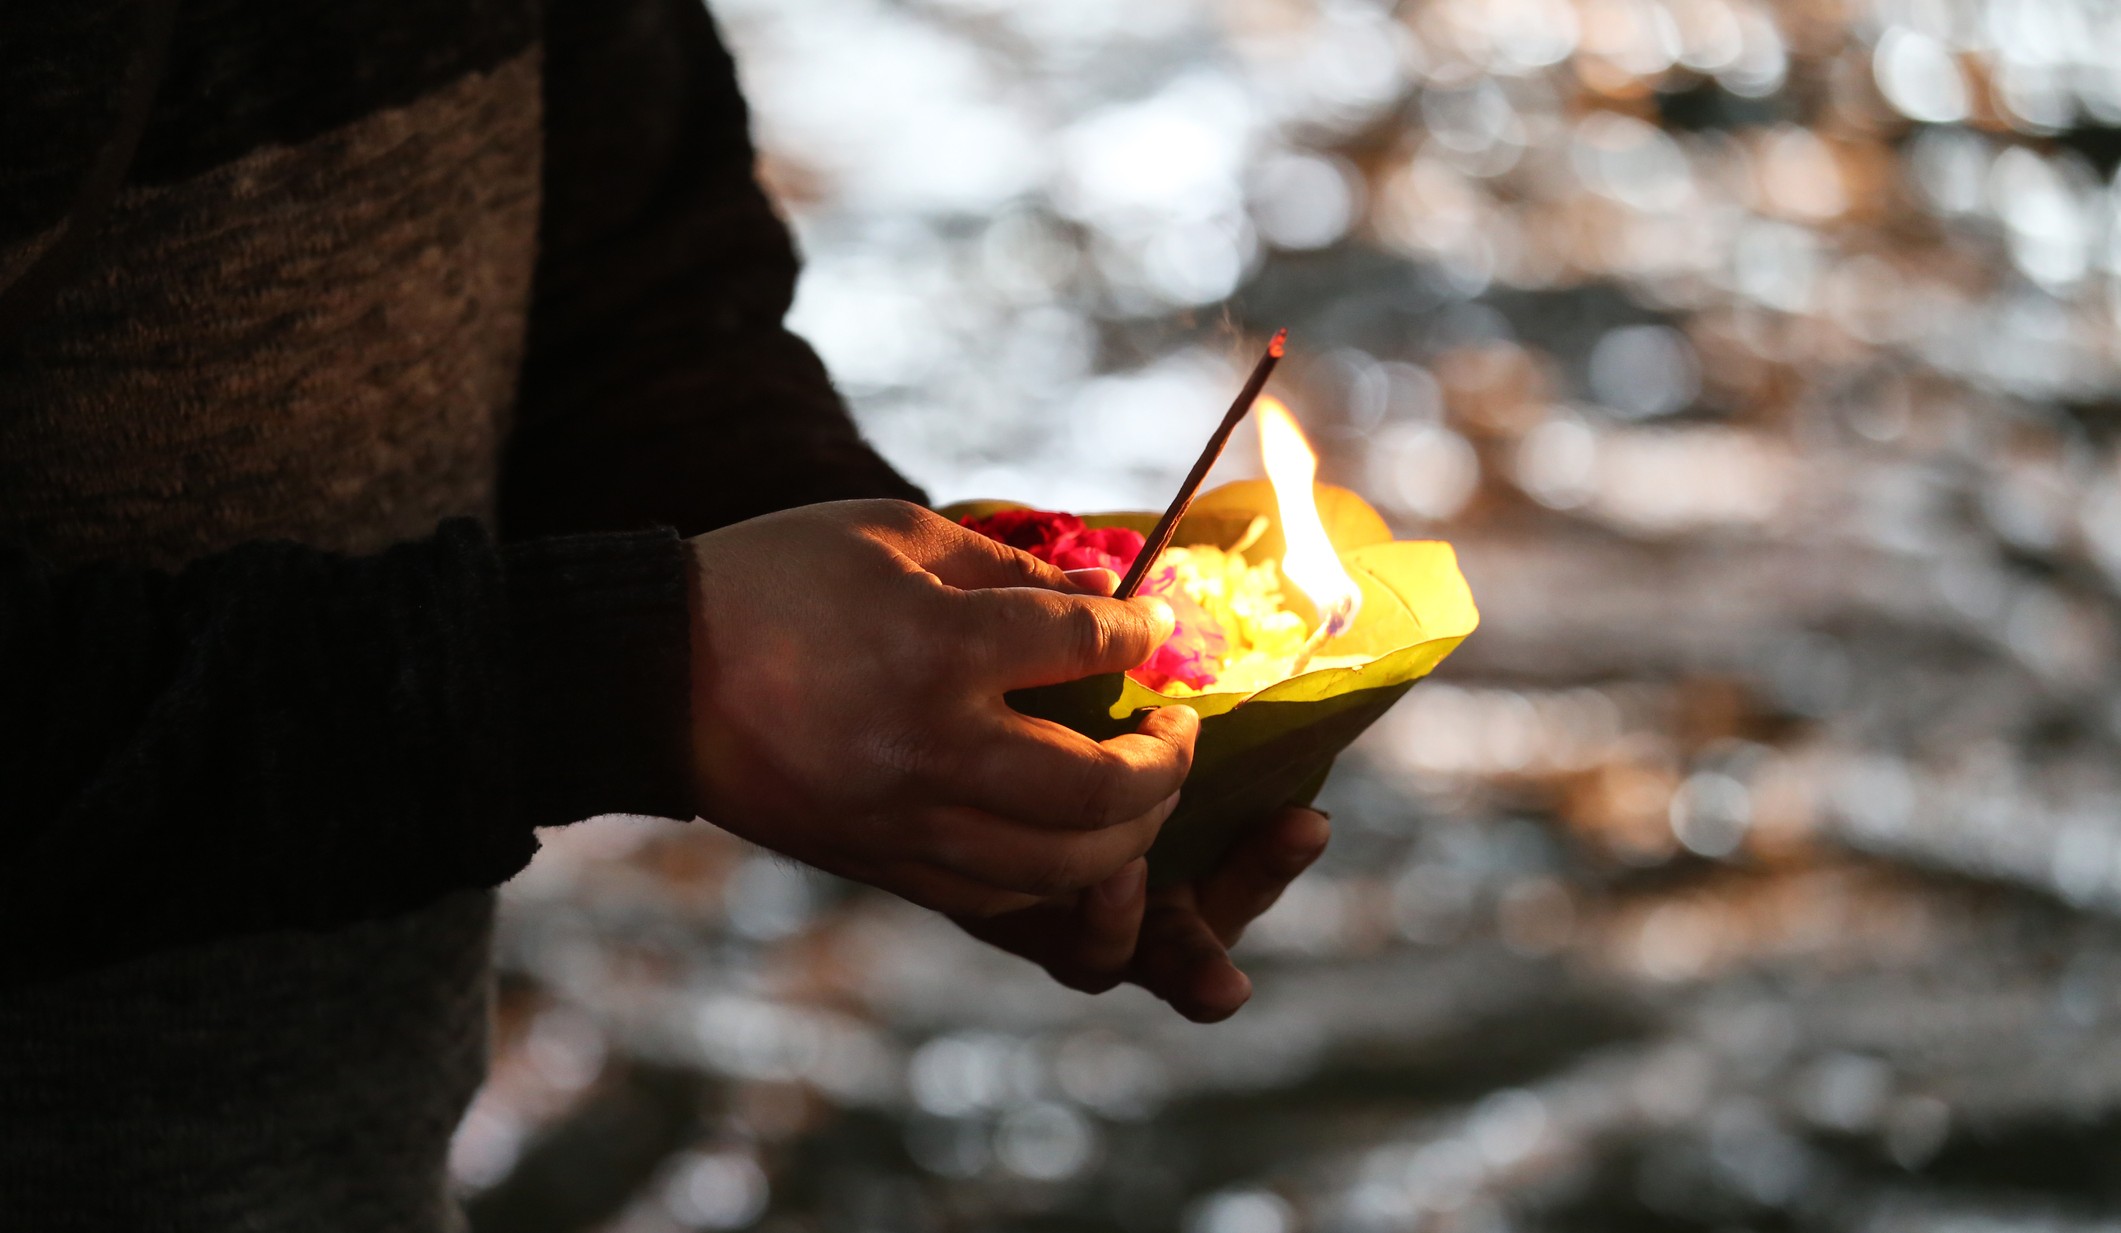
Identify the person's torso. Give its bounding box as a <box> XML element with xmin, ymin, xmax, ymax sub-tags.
<box><xmin>0</xmin><ymin>2</ymin><xmax>551</xmax><ymax>1227</ymax></box>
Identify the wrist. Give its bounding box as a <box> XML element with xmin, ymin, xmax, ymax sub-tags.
<box><xmin>682</xmin><ymin>530</ymin><xmax>746</xmax><ymax>829</ymax></box>
<box><xmin>503</xmin><ymin>528</ymin><xmax>695</xmax><ymax>830</ymax></box>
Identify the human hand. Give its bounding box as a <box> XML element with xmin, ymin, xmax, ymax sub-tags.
<box><xmin>949</xmin><ymin>805</ymin><xmax>1331</xmax><ymax>1022</ymax></box>
<box><xmin>918</xmin><ymin>560</ymin><xmax>1324</xmax><ymax>1020</ymax></box>
<box><xmin>685</xmin><ymin>500</ymin><xmax>1198</xmax><ymax>917</ymax></box>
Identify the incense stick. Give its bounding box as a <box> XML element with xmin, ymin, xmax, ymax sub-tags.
<box><xmin>1114</xmin><ymin>328</ymin><xmax>1287</xmax><ymax>601</ymax></box>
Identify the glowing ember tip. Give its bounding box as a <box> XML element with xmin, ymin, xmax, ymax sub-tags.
<box><xmin>1256</xmin><ymin>397</ymin><xmax>1361</xmax><ymax>666</ymax></box>
<box><xmin>1268</xmin><ymin>328</ymin><xmax>1287</xmax><ymax>358</ymax></box>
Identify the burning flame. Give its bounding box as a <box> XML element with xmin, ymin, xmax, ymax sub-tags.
<box><xmin>1257</xmin><ymin>396</ymin><xmax>1362</xmax><ymax>647</ymax></box>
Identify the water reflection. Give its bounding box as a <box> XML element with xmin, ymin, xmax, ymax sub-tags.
<box><xmin>462</xmin><ymin>0</ymin><xmax>2121</xmax><ymax>1229</ymax></box>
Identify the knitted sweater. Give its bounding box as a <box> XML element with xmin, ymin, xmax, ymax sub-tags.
<box><xmin>0</xmin><ymin>0</ymin><xmax>921</xmax><ymax>1227</ymax></box>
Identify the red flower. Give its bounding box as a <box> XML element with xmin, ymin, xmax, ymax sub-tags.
<box><xmin>962</xmin><ymin>507</ymin><xmax>1081</xmax><ymax>555</ymax></box>
<box><xmin>958</xmin><ymin>509</ymin><xmax>1146</xmax><ymax>576</ymax></box>
<box><xmin>960</xmin><ymin>507</ymin><xmax>1229</xmax><ymax>691</ymax></box>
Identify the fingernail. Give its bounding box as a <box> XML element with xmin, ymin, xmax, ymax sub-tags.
<box><xmin>1097</xmin><ymin>862</ymin><xmax>1146</xmax><ymax>908</ymax></box>
<box><xmin>1154</xmin><ymin>789</ymin><xmax>1183</xmax><ymax>819</ymax></box>
<box><xmin>1064</xmin><ymin>567</ymin><xmax>1119</xmax><ymax>596</ymax></box>
<box><xmin>1314</xmin><ymin>809</ymin><xmax>1332</xmax><ymax>822</ymax></box>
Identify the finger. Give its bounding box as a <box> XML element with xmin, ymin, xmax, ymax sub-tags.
<box><xmin>1132</xmin><ymin>888</ymin><xmax>1253</xmax><ymax>1023</ymax></box>
<box><xmin>951</xmin><ymin>586</ymin><xmax>1177</xmax><ymax>689</ymax></box>
<box><xmin>882</xmin><ymin>859</ymin><xmax>1046</xmax><ymax>918</ymax></box>
<box><xmin>1063</xmin><ymin>567</ymin><xmax>1120</xmax><ymax>597</ymax></box>
<box><xmin>913</xmin><ymin>516</ymin><xmax>1078</xmax><ymax>592</ymax></box>
<box><xmin>1195</xmin><ymin>807</ymin><xmax>1332</xmax><ymax>947</ymax></box>
<box><xmin>950</xmin><ymin>898</ymin><xmax>1077</xmax><ymax>970</ymax></box>
<box><xmin>947</xmin><ymin>705</ymin><xmax>1197</xmax><ymax>831</ymax></box>
<box><xmin>1063</xmin><ymin>859</ymin><xmax>1148</xmax><ymax>992</ymax></box>
<box><xmin>951</xmin><ymin>859</ymin><xmax>1148</xmax><ymax>994</ymax></box>
<box><xmin>918</xmin><ymin>794</ymin><xmax>1177</xmax><ymax>897</ymax></box>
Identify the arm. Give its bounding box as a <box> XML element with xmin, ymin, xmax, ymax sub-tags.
<box><xmin>501</xmin><ymin>0</ymin><xmax>921</xmax><ymax>540</ymax></box>
<box><xmin>499</xmin><ymin>0</ymin><xmax>1318</xmax><ymax>1022</ymax></box>
<box><xmin>503</xmin><ymin>0</ymin><xmax>1322</xmax><ymax>1021</ymax></box>
<box><xmin>0</xmin><ymin>522</ymin><xmax>691</xmax><ymax>986</ymax></box>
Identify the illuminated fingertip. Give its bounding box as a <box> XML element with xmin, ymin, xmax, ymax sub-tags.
<box><xmin>1140</xmin><ymin>595</ymin><xmax>1176</xmax><ymax>638</ymax></box>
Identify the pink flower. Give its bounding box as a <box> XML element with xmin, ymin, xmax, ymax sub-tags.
<box><xmin>959</xmin><ymin>508</ymin><xmax>1229</xmax><ymax>690</ymax></box>
<box><xmin>1131</xmin><ymin>566</ymin><xmax>1227</xmax><ymax>691</ymax></box>
<box><xmin>1045</xmin><ymin>526</ymin><xmax>1144</xmax><ymax>573</ymax></box>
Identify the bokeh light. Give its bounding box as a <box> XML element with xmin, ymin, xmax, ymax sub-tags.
<box><xmin>460</xmin><ymin>1</ymin><xmax>2121</xmax><ymax>1230</ymax></box>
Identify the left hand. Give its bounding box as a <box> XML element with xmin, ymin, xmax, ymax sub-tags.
<box><xmin>950</xmin><ymin>804</ymin><xmax>1331</xmax><ymax>1022</ymax></box>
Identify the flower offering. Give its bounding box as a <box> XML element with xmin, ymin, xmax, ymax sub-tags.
<box><xmin>957</xmin><ymin>508</ymin><xmax>1345</xmax><ymax>695</ymax></box>
<box><xmin>945</xmin><ymin>393</ymin><xmax>1480</xmax><ymax>884</ymax></box>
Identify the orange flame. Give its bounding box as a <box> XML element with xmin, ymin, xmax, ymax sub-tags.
<box><xmin>1257</xmin><ymin>396</ymin><xmax>1362</xmax><ymax>640</ymax></box>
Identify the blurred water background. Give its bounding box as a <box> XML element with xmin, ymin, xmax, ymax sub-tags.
<box><xmin>456</xmin><ymin>2</ymin><xmax>2121</xmax><ymax>1230</ymax></box>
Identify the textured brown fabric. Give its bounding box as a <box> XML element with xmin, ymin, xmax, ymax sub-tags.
<box><xmin>0</xmin><ymin>0</ymin><xmax>917</xmax><ymax>1226</ymax></box>
<box><xmin>0</xmin><ymin>51</ymin><xmax>542</xmax><ymax>568</ymax></box>
<box><xmin>0</xmin><ymin>892</ymin><xmax>494</xmax><ymax>1231</ymax></box>
<box><xmin>0</xmin><ymin>55</ymin><xmax>544</xmax><ymax>1233</ymax></box>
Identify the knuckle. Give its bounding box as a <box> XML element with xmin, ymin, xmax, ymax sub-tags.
<box><xmin>873</xmin><ymin>499</ymin><xmax>932</xmax><ymax>532</ymax></box>
<box><xmin>987</xmin><ymin>537</ymin><xmax>1037</xmax><ymax>580</ymax></box>
<box><xmin>1067</xmin><ymin>603</ymin><xmax>1115</xmax><ymax>669</ymax></box>
<box><xmin>1147</xmin><ymin>708</ymin><xmax>1198</xmax><ymax>763</ymax></box>
<box><xmin>972</xmin><ymin>534</ymin><xmax>1056</xmax><ymax>589</ymax></box>
<box><xmin>1020</xmin><ymin>847</ymin><xmax>1082</xmax><ymax>898</ymax></box>
<box><xmin>1017</xmin><ymin>548</ymin><xmax>1066</xmax><ymax>589</ymax></box>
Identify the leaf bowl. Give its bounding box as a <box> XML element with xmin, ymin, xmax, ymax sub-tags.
<box><xmin>943</xmin><ymin>480</ymin><xmax>1479</xmax><ymax>885</ymax></box>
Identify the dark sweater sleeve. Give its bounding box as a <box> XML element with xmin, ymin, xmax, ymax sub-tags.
<box><xmin>0</xmin><ymin>518</ymin><xmax>693</xmax><ymax>987</ymax></box>
<box><xmin>500</xmin><ymin>0</ymin><xmax>926</xmax><ymax>541</ymax></box>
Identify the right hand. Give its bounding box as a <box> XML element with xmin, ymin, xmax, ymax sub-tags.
<box><xmin>685</xmin><ymin>500</ymin><xmax>1198</xmax><ymax>917</ymax></box>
